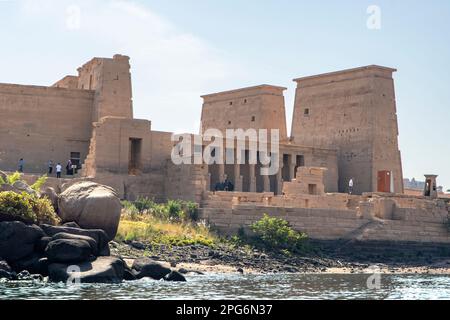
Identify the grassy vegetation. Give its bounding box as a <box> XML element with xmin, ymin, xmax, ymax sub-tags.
<box><xmin>116</xmin><ymin>198</ymin><xmax>310</xmax><ymax>255</ymax></box>
<box><xmin>0</xmin><ymin>191</ymin><xmax>60</xmax><ymax>225</ymax></box>
<box><xmin>116</xmin><ymin>198</ymin><xmax>216</xmax><ymax>247</ymax></box>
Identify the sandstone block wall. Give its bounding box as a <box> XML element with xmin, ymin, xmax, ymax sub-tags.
<box><xmin>83</xmin><ymin>117</ymin><xmax>152</xmax><ymax>176</ymax></box>
<box><xmin>0</xmin><ymin>83</ymin><xmax>94</xmax><ymax>173</ymax></box>
<box><xmin>201</xmin><ymin>85</ymin><xmax>288</xmax><ymax>140</ymax></box>
<box><xmin>77</xmin><ymin>54</ymin><xmax>133</xmax><ymax>122</ymax></box>
<box><xmin>200</xmin><ymin>192</ymin><xmax>450</xmax><ymax>244</ymax></box>
<box><xmin>291</xmin><ymin>66</ymin><xmax>403</xmax><ymax>194</ymax></box>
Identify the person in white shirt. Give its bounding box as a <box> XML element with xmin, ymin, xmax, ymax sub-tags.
<box><xmin>56</xmin><ymin>163</ymin><xmax>62</xmax><ymax>179</ymax></box>
<box><xmin>348</xmin><ymin>178</ymin><xmax>354</xmax><ymax>195</ymax></box>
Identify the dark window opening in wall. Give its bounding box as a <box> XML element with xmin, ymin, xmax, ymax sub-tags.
<box><xmin>129</xmin><ymin>138</ymin><xmax>142</xmax><ymax>175</ymax></box>
<box><xmin>308</xmin><ymin>184</ymin><xmax>317</xmax><ymax>195</ymax></box>
<box><xmin>211</xmin><ymin>148</ymin><xmax>216</xmax><ymax>157</ymax></box>
<box><xmin>251</xmin><ymin>116</ymin><xmax>255</xmax><ymax>122</ymax></box>
<box><xmin>294</xmin><ymin>155</ymin><xmax>305</xmax><ymax>177</ymax></box>
<box><xmin>296</xmin><ymin>155</ymin><xmax>305</xmax><ymax>167</ymax></box>
<box><xmin>244</xmin><ymin>99</ymin><xmax>247</xmax><ymax>104</ymax></box>
<box><xmin>70</xmin><ymin>152</ymin><xmax>81</xmax><ymax>169</ymax></box>
<box><xmin>304</xmin><ymin>108</ymin><xmax>310</xmax><ymax>116</ymax></box>
<box><xmin>89</xmin><ymin>75</ymin><xmax>93</xmax><ymax>90</ymax></box>
<box><xmin>228</xmin><ymin>121</ymin><xmax>232</xmax><ymax>125</ymax></box>
<box><xmin>282</xmin><ymin>154</ymin><xmax>291</xmax><ymax>181</ymax></box>
<box><xmin>229</xmin><ymin>102</ymin><xmax>233</xmax><ymax>106</ymax></box>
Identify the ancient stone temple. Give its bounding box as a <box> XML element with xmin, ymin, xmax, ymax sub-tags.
<box><xmin>3</xmin><ymin>54</ymin><xmax>450</xmax><ymax>245</ymax></box>
<box><xmin>0</xmin><ymin>55</ymin><xmax>403</xmax><ymax>199</ymax></box>
<box><xmin>290</xmin><ymin>66</ymin><xmax>404</xmax><ymax>195</ymax></box>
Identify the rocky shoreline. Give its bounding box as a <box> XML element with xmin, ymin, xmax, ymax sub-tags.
<box><xmin>112</xmin><ymin>240</ymin><xmax>450</xmax><ymax>276</ymax></box>
<box><xmin>3</xmin><ymin>225</ymin><xmax>450</xmax><ymax>285</ymax></box>
<box><xmin>2</xmin><ymin>176</ymin><xmax>450</xmax><ymax>285</ymax></box>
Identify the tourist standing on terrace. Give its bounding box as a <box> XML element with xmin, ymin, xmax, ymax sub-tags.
<box><xmin>348</xmin><ymin>178</ymin><xmax>354</xmax><ymax>195</ymax></box>
<box><xmin>66</xmin><ymin>159</ymin><xmax>73</xmax><ymax>176</ymax></box>
<box><xmin>56</xmin><ymin>163</ymin><xmax>62</xmax><ymax>178</ymax></box>
<box><xmin>48</xmin><ymin>160</ymin><xmax>53</xmax><ymax>175</ymax></box>
<box><xmin>18</xmin><ymin>158</ymin><xmax>24</xmax><ymax>172</ymax></box>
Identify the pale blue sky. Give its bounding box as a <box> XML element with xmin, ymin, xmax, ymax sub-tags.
<box><xmin>0</xmin><ymin>0</ymin><xmax>449</xmax><ymax>189</ymax></box>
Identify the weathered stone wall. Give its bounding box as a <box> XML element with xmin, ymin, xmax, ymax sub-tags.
<box><xmin>77</xmin><ymin>54</ymin><xmax>133</xmax><ymax>122</ymax></box>
<box><xmin>200</xmin><ymin>192</ymin><xmax>450</xmax><ymax>243</ymax></box>
<box><xmin>201</xmin><ymin>85</ymin><xmax>288</xmax><ymax>141</ymax></box>
<box><xmin>166</xmin><ymin>162</ymin><xmax>209</xmax><ymax>203</ymax></box>
<box><xmin>291</xmin><ymin>66</ymin><xmax>403</xmax><ymax>194</ymax></box>
<box><xmin>83</xmin><ymin>117</ymin><xmax>152</xmax><ymax>176</ymax></box>
<box><xmin>0</xmin><ymin>83</ymin><xmax>94</xmax><ymax>174</ymax></box>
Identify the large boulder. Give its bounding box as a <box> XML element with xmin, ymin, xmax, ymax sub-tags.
<box><xmin>48</xmin><ymin>256</ymin><xmax>125</xmax><ymax>284</ymax></box>
<box><xmin>45</xmin><ymin>239</ymin><xmax>93</xmax><ymax>263</ymax></box>
<box><xmin>51</xmin><ymin>232</ymin><xmax>99</xmax><ymax>256</ymax></box>
<box><xmin>40</xmin><ymin>224</ymin><xmax>109</xmax><ymax>255</ymax></box>
<box><xmin>164</xmin><ymin>271</ymin><xmax>187</xmax><ymax>282</ymax></box>
<box><xmin>0</xmin><ymin>221</ymin><xmax>45</xmax><ymax>262</ymax></box>
<box><xmin>132</xmin><ymin>257</ymin><xmax>171</xmax><ymax>280</ymax></box>
<box><xmin>58</xmin><ymin>182</ymin><xmax>121</xmax><ymax>240</ymax></box>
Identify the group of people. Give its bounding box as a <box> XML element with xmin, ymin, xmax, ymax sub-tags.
<box><xmin>18</xmin><ymin>158</ymin><xmax>77</xmax><ymax>178</ymax></box>
<box><xmin>48</xmin><ymin>160</ymin><xmax>78</xmax><ymax>178</ymax></box>
<box><xmin>214</xmin><ymin>178</ymin><xmax>235</xmax><ymax>192</ymax></box>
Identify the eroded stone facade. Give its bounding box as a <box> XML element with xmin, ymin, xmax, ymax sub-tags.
<box><xmin>3</xmin><ymin>54</ymin><xmax>446</xmax><ymax>243</ymax></box>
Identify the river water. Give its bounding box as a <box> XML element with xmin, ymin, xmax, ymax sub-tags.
<box><xmin>1</xmin><ymin>273</ymin><xmax>450</xmax><ymax>300</ymax></box>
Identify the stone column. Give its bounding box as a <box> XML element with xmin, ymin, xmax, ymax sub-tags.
<box><xmin>249</xmin><ymin>164</ymin><xmax>256</xmax><ymax>192</ymax></box>
<box><xmin>234</xmin><ymin>163</ymin><xmax>243</xmax><ymax>192</ymax></box>
<box><xmin>289</xmin><ymin>155</ymin><xmax>296</xmax><ymax>180</ymax></box>
<box><xmin>276</xmin><ymin>164</ymin><xmax>283</xmax><ymax>195</ymax></box>
<box><xmin>217</xmin><ymin>149</ymin><xmax>226</xmax><ymax>182</ymax></box>
<box><xmin>263</xmin><ymin>167</ymin><xmax>270</xmax><ymax>193</ymax></box>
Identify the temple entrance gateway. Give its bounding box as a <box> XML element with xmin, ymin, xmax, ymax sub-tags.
<box><xmin>129</xmin><ymin>138</ymin><xmax>142</xmax><ymax>175</ymax></box>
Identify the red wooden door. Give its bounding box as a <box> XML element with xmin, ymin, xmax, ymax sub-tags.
<box><xmin>377</xmin><ymin>171</ymin><xmax>391</xmax><ymax>193</ymax></box>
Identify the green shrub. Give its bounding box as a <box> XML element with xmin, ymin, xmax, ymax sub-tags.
<box><xmin>121</xmin><ymin>198</ymin><xmax>201</xmax><ymax>223</ymax></box>
<box><xmin>0</xmin><ymin>191</ymin><xmax>60</xmax><ymax>225</ymax></box>
<box><xmin>185</xmin><ymin>201</ymin><xmax>199</xmax><ymax>221</ymax></box>
<box><xmin>0</xmin><ymin>191</ymin><xmax>35</xmax><ymax>223</ymax></box>
<box><xmin>30</xmin><ymin>175</ymin><xmax>48</xmax><ymax>192</ymax></box>
<box><xmin>250</xmin><ymin>214</ymin><xmax>308</xmax><ymax>253</ymax></box>
<box><xmin>6</xmin><ymin>172</ymin><xmax>22</xmax><ymax>185</ymax></box>
<box><xmin>29</xmin><ymin>196</ymin><xmax>60</xmax><ymax>225</ymax></box>
<box><xmin>134</xmin><ymin>197</ymin><xmax>154</xmax><ymax>213</ymax></box>
<box><xmin>167</xmin><ymin>200</ymin><xmax>185</xmax><ymax>221</ymax></box>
